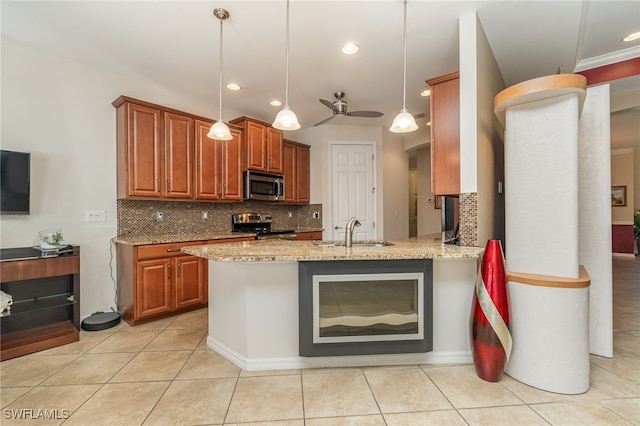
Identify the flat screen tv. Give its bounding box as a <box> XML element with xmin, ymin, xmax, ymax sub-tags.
<box><xmin>1</xmin><ymin>150</ymin><xmax>31</xmax><ymax>215</ymax></box>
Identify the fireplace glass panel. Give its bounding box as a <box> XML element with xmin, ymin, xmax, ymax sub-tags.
<box><xmin>313</xmin><ymin>273</ymin><xmax>424</xmax><ymax>344</ymax></box>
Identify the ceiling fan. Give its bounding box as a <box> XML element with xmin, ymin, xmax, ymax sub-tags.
<box><xmin>313</xmin><ymin>91</ymin><xmax>384</xmax><ymax>126</ymax></box>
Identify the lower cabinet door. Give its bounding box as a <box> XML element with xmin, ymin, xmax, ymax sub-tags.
<box><xmin>136</xmin><ymin>258</ymin><xmax>172</xmax><ymax>319</ymax></box>
<box><xmin>174</xmin><ymin>255</ymin><xmax>205</xmax><ymax>309</ymax></box>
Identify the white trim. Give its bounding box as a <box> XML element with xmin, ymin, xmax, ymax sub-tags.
<box><xmin>611</xmin><ymin>148</ymin><xmax>633</xmax><ymax>155</ymax></box>
<box><xmin>612</xmin><ymin>253</ymin><xmax>636</xmax><ymax>259</ymax></box>
<box><xmin>612</xmin><ymin>221</ymin><xmax>634</xmax><ymax>226</ymax></box>
<box><xmin>573</xmin><ymin>46</ymin><xmax>640</xmax><ymax>72</ymax></box>
<box><xmin>207</xmin><ymin>335</ymin><xmax>471</xmax><ymax>371</ymax></box>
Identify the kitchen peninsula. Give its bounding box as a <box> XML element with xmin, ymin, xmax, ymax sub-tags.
<box><xmin>183</xmin><ymin>236</ymin><xmax>483</xmax><ymax>371</ymax></box>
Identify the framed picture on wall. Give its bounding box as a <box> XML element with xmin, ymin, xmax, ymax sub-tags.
<box><xmin>611</xmin><ymin>186</ymin><xmax>627</xmax><ymax>206</ymax></box>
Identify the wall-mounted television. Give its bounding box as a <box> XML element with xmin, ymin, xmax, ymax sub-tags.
<box><xmin>1</xmin><ymin>150</ymin><xmax>31</xmax><ymax>215</ymax></box>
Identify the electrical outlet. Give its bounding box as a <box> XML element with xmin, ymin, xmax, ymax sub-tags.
<box><xmin>312</xmin><ymin>211</ymin><xmax>320</xmax><ymax>219</ymax></box>
<box><xmin>288</xmin><ymin>211</ymin><xmax>293</xmax><ymax>219</ymax></box>
<box><xmin>202</xmin><ymin>211</ymin><xmax>209</xmax><ymax>220</ymax></box>
<box><xmin>155</xmin><ymin>211</ymin><xmax>164</xmax><ymax>221</ymax></box>
<box><xmin>85</xmin><ymin>210</ymin><xmax>106</xmax><ymax>222</ymax></box>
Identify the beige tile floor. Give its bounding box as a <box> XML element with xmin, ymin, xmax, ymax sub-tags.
<box><xmin>1</xmin><ymin>257</ymin><xmax>638</xmax><ymax>425</ymax></box>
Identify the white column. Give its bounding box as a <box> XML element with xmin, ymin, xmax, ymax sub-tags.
<box><xmin>494</xmin><ymin>74</ymin><xmax>590</xmax><ymax>394</ymax></box>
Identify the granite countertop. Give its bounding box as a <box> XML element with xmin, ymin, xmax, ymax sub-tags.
<box><xmin>112</xmin><ymin>228</ymin><xmax>325</xmax><ymax>246</ymax></box>
<box><xmin>182</xmin><ymin>235</ymin><xmax>484</xmax><ymax>262</ymax></box>
<box><xmin>112</xmin><ymin>232</ymin><xmax>255</xmax><ymax>246</ymax></box>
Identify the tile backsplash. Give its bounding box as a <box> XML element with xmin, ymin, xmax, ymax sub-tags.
<box><xmin>117</xmin><ymin>199</ymin><xmax>322</xmax><ymax>238</ymax></box>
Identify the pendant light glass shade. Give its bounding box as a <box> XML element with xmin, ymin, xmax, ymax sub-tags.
<box><xmin>273</xmin><ymin>106</ymin><xmax>300</xmax><ymax>131</ymax></box>
<box><xmin>390</xmin><ymin>0</ymin><xmax>418</xmax><ymax>134</ymax></box>
<box><xmin>208</xmin><ymin>121</ymin><xmax>233</xmax><ymax>140</ymax></box>
<box><xmin>208</xmin><ymin>8</ymin><xmax>233</xmax><ymax>141</ymax></box>
<box><xmin>272</xmin><ymin>0</ymin><xmax>300</xmax><ymax>131</ymax></box>
<box><xmin>390</xmin><ymin>109</ymin><xmax>418</xmax><ymax>133</ymax></box>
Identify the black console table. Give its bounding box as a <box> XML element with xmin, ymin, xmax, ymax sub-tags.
<box><xmin>0</xmin><ymin>246</ymin><xmax>80</xmax><ymax>360</ymax></box>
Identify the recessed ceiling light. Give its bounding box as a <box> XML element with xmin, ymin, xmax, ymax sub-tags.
<box><xmin>622</xmin><ymin>31</ymin><xmax>640</xmax><ymax>42</ymax></box>
<box><xmin>270</xmin><ymin>100</ymin><xmax>282</xmax><ymax>107</ymax></box>
<box><xmin>226</xmin><ymin>83</ymin><xmax>241</xmax><ymax>90</ymax></box>
<box><xmin>341</xmin><ymin>42</ymin><xmax>360</xmax><ymax>55</ymax></box>
<box><xmin>420</xmin><ymin>89</ymin><xmax>431</xmax><ymax>97</ymax></box>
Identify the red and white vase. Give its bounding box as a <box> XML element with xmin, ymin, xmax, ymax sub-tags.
<box><xmin>470</xmin><ymin>240</ymin><xmax>512</xmax><ymax>382</ymax></box>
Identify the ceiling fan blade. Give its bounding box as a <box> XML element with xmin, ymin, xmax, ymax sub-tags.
<box><xmin>413</xmin><ymin>112</ymin><xmax>425</xmax><ymax>118</ymax></box>
<box><xmin>313</xmin><ymin>115</ymin><xmax>336</xmax><ymax>126</ymax></box>
<box><xmin>319</xmin><ymin>98</ymin><xmax>337</xmax><ymax>111</ymax></box>
<box><xmin>346</xmin><ymin>110</ymin><xmax>384</xmax><ymax>118</ymax></box>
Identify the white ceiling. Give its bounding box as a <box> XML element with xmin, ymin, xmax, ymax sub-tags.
<box><xmin>2</xmin><ymin>0</ymin><xmax>639</xmax><ymax>143</ymax></box>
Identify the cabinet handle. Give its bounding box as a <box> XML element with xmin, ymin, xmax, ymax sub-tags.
<box><xmin>223</xmin><ymin>184</ymin><xmax>227</xmax><ymax>195</ymax></box>
<box><xmin>166</xmin><ymin>248</ymin><xmax>182</xmax><ymax>252</ymax></box>
<box><xmin>177</xmin><ymin>263</ymin><xmax>181</xmax><ymax>278</ymax></box>
<box><xmin>217</xmin><ymin>183</ymin><xmax>221</xmax><ymax>195</ymax></box>
<box><xmin>157</xmin><ymin>178</ymin><xmax>161</xmax><ymax>190</ymax></box>
<box><xmin>167</xmin><ymin>264</ymin><xmax>171</xmax><ymax>279</ymax></box>
<box><xmin>167</xmin><ymin>179</ymin><xmax>170</xmax><ymax>192</ymax></box>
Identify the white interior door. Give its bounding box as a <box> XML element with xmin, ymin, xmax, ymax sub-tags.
<box><xmin>331</xmin><ymin>144</ymin><xmax>376</xmax><ymax>241</ymax></box>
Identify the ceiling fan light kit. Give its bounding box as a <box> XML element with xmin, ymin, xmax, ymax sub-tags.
<box><xmin>273</xmin><ymin>0</ymin><xmax>301</xmax><ymax>131</ymax></box>
<box><xmin>208</xmin><ymin>7</ymin><xmax>233</xmax><ymax>141</ymax></box>
<box><xmin>390</xmin><ymin>0</ymin><xmax>418</xmax><ymax>134</ymax></box>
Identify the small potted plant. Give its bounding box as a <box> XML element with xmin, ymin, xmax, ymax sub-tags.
<box><xmin>38</xmin><ymin>229</ymin><xmax>65</xmax><ymax>249</ymax></box>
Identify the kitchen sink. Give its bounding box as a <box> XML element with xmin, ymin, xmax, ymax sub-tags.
<box><xmin>313</xmin><ymin>240</ymin><xmax>394</xmax><ymax>248</ymax></box>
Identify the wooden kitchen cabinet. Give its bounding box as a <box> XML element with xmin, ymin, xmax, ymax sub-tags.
<box><xmin>116</xmin><ymin>241</ymin><xmax>206</xmax><ymax>325</ymax></box>
<box><xmin>164</xmin><ymin>112</ymin><xmax>194</xmax><ymax>198</ymax></box>
<box><xmin>115</xmin><ymin>99</ymin><xmax>162</xmax><ymax>198</ymax></box>
<box><xmin>114</xmin><ymin>96</ymin><xmax>201</xmax><ymax>200</ymax></box>
<box><xmin>194</xmin><ymin>120</ymin><xmax>243</xmax><ymax>201</ymax></box>
<box><xmin>230</xmin><ymin>116</ymin><xmax>284</xmax><ymax>174</ymax></box>
<box><xmin>426</xmin><ymin>71</ymin><xmax>460</xmax><ymax>196</ymax></box>
<box><xmin>295</xmin><ymin>231</ymin><xmax>322</xmax><ymax>241</ymax></box>
<box><xmin>283</xmin><ymin>140</ymin><xmax>310</xmax><ymax>203</ymax></box>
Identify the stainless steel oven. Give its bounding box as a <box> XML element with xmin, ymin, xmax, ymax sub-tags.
<box><xmin>243</xmin><ymin>171</ymin><xmax>284</xmax><ymax>201</ymax></box>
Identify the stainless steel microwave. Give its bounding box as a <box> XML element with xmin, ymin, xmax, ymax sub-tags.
<box><xmin>243</xmin><ymin>170</ymin><xmax>285</xmax><ymax>201</ymax></box>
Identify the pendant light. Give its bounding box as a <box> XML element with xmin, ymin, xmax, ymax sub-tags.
<box><xmin>208</xmin><ymin>8</ymin><xmax>233</xmax><ymax>140</ymax></box>
<box><xmin>390</xmin><ymin>0</ymin><xmax>418</xmax><ymax>133</ymax></box>
<box><xmin>272</xmin><ymin>0</ymin><xmax>301</xmax><ymax>131</ymax></box>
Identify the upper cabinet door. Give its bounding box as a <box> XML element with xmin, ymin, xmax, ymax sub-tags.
<box><xmin>282</xmin><ymin>142</ymin><xmax>296</xmax><ymax>202</ymax></box>
<box><xmin>194</xmin><ymin>120</ymin><xmax>221</xmax><ymax>200</ymax></box>
<box><xmin>220</xmin><ymin>128</ymin><xmax>243</xmax><ymax>201</ymax></box>
<box><xmin>164</xmin><ymin>112</ymin><xmax>194</xmax><ymax>198</ymax></box>
<box><xmin>123</xmin><ymin>103</ymin><xmax>162</xmax><ymax>198</ymax></box>
<box><xmin>296</xmin><ymin>144</ymin><xmax>310</xmax><ymax>203</ymax></box>
<box><xmin>245</xmin><ymin>120</ymin><xmax>267</xmax><ymax>171</ymax></box>
<box><xmin>266</xmin><ymin>127</ymin><xmax>284</xmax><ymax>174</ymax></box>
<box><xmin>427</xmin><ymin>72</ymin><xmax>460</xmax><ymax>196</ymax></box>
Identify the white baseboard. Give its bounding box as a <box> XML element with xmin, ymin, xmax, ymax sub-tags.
<box><xmin>612</xmin><ymin>253</ymin><xmax>636</xmax><ymax>258</ymax></box>
<box><xmin>207</xmin><ymin>336</ymin><xmax>471</xmax><ymax>371</ymax></box>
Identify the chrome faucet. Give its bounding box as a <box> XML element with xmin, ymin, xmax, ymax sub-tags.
<box><xmin>345</xmin><ymin>217</ymin><xmax>361</xmax><ymax>248</ymax></box>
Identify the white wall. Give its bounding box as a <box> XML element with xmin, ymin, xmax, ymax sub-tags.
<box><xmin>416</xmin><ymin>146</ymin><xmax>442</xmax><ymax>236</ymax></box>
<box><xmin>382</xmin><ymin>130</ymin><xmax>409</xmax><ymax>240</ymax></box>
<box><xmin>459</xmin><ymin>12</ymin><xmax>506</xmax><ymax>247</ymax></box>
<box><xmin>0</xmin><ymin>40</ymin><xmax>220</xmax><ymax>318</ymax></box>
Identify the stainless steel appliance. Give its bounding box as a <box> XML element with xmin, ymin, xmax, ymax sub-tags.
<box><xmin>231</xmin><ymin>213</ymin><xmax>295</xmax><ymax>240</ymax></box>
<box><xmin>243</xmin><ymin>171</ymin><xmax>284</xmax><ymax>201</ymax></box>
